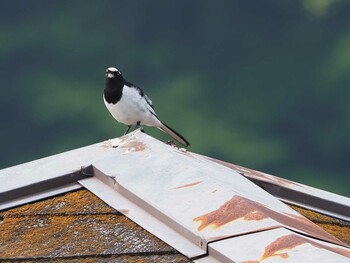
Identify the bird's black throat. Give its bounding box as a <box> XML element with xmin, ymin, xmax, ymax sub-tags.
<box><xmin>104</xmin><ymin>76</ymin><xmax>124</xmax><ymax>104</ymax></box>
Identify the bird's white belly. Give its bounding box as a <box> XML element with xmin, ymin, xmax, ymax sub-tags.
<box><xmin>104</xmin><ymin>86</ymin><xmax>161</xmax><ymax>127</ymax></box>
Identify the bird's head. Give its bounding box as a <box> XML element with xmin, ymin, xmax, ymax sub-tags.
<box><xmin>105</xmin><ymin>67</ymin><xmax>122</xmax><ymax>79</ymax></box>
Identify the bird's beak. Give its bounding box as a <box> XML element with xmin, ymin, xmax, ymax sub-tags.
<box><xmin>106</xmin><ymin>72</ymin><xmax>114</xmax><ymax>78</ymax></box>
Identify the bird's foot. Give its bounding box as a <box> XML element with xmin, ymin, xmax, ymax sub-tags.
<box><xmin>165</xmin><ymin>140</ymin><xmax>177</xmax><ymax>147</ymax></box>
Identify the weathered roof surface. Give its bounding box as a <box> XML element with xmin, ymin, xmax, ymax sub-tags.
<box><xmin>0</xmin><ymin>130</ymin><xmax>349</xmax><ymax>262</ymax></box>
<box><xmin>204</xmin><ymin>227</ymin><xmax>350</xmax><ymax>263</ymax></box>
<box><xmin>208</xmin><ymin>159</ymin><xmax>350</xmax><ymax>221</ymax></box>
<box><xmin>0</xmin><ymin>189</ymin><xmax>191</xmax><ymax>262</ymax></box>
<box><xmin>1</xmin><ymin>193</ymin><xmax>349</xmax><ymax>263</ymax></box>
<box><xmin>289</xmin><ymin>204</ymin><xmax>350</xmax><ymax>246</ymax></box>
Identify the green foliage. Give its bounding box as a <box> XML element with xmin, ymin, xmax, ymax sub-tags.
<box><xmin>0</xmin><ymin>0</ymin><xmax>349</xmax><ymax>196</ymax></box>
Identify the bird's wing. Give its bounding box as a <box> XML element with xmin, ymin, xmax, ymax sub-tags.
<box><xmin>126</xmin><ymin>80</ymin><xmax>154</xmax><ymax>108</ymax></box>
<box><xmin>144</xmin><ymin>93</ymin><xmax>158</xmax><ymax>117</ymax></box>
<box><xmin>125</xmin><ymin>80</ymin><xmax>159</xmax><ymax>121</ymax></box>
<box><xmin>144</xmin><ymin>94</ymin><xmax>153</xmax><ymax>109</ymax></box>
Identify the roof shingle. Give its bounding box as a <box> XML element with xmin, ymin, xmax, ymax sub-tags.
<box><xmin>0</xmin><ymin>189</ymin><xmax>191</xmax><ymax>262</ymax></box>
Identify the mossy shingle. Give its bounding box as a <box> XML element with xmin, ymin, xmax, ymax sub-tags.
<box><xmin>0</xmin><ymin>190</ymin><xmax>191</xmax><ymax>262</ymax></box>
<box><xmin>289</xmin><ymin>204</ymin><xmax>350</xmax><ymax>246</ymax></box>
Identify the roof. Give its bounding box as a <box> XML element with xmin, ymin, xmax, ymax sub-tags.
<box><xmin>1</xmin><ymin>130</ymin><xmax>350</xmax><ymax>262</ymax></box>
<box><xmin>289</xmin><ymin>204</ymin><xmax>350</xmax><ymax>246</ymax></box>
<box><xmin>210</xmin><ymin>159</ymin><xmax>350</xmax><ymax>221</ymax></box>
<box><xmin>0</xmin><ymin>189</ymin><xmax>190</xmax><ymax>262</ymax></box>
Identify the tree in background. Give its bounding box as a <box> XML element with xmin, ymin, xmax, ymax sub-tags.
<box><xmin>0</xmin><ymin>0</ymin><xmax>349</xmax><ymax>196</ymax></box>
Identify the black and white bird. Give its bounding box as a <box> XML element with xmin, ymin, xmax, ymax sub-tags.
<box><xmin>103</xmin><ymin>67</ymin><xmax>190</xmax><ymax>147</ymax></box>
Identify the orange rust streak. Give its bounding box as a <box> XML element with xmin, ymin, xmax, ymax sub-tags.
<box><xmin>261</xmin><ymin>233</ymin><xmax>350</xmax><ymax>260</ymax></box>
<box><xmin>193</xmin><ymin>195</ymin><xmax>268</xmax><ymax>231</ymax></box>
<box><xmin>172</xmin><ymin>181</ymin><xmax>203</xmax><ymax>190</ymax></box>
<box><xmin>261</xmin><ymin>234</ymin><xmax>305</xmax><ymax>260</ymax></box>
<box><xmin>280</xmin><ymin>253</ymin><xmax>289</xmax><ymax>259</ymax></box>
<box><xmin>193</xmin><ymin>190</ymin><xmax>343</xmax><ymax>246</ymax></box>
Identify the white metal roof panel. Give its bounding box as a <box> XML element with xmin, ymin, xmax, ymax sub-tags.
<box><xmin>78</xmin><ymin>131</ymin><xmax>348</xmax><ymax>259</ymax></box>
<box><xmin>198</xmin><ymin>228</ymin><xmax>350</xmax><ymax>263</ymax></box>
<box><xmin>210</xmin><ymin>159</ymin><xmax>350</xmax><ymax>221</ymax></box>
<box><xmin>0</xmin><ymin>139</ymin><xmax>121</xmax><ymax>210</ymax></box>
<box><xmin>0</xmin><ymin>139</ymin><xmax>120</xmax><ymax>193</ymax></box>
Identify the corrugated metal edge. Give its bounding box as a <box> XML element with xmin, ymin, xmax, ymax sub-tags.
<box><xmin>205</xmin><ymin>157</ymin><xmax>350</xmax><ymax>221</ymax></box>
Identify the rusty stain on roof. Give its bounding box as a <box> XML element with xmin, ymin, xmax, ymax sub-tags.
<box><xmin>120</xmin><ymin>139</ymin><xmax>146</xmax><ymax>153</ymax></box>
<box><xmin>193</xmin><ymin>195</ymin><xmax>268</xmax><ymax>231</ymax></box>
<box><xmin>261</xmin><ymin>234</ymin><xmax>306</xmax><ymax>260</ymax></box>
<box><xmin>260</xmin><ymin>233</ymin><xmax>350</xmax><ymax>261</ymax></box>
<box><xmin>172</xmin><ymin>181</ymin><xmax>203</xmax><ymax>190</ymax></box>
<box><xmin>0</xmin><ymin>189</ymin><xmax>191</xmax><ymax>262</ymax></box>
<box><xmin>209</xmin><ymin>226</ymin><xmax>350</xmax><ymax>263</ymax></box>
<box><xmin>193</xmin><ymin>194</ymin><xmax>346</xmax><ymax>247</ymax></box>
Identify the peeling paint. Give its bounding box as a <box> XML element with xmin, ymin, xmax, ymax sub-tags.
<box><xmin>172</xmin><ymin>181</ymin><xmax>203</xmax><ymax>190</ymax></box>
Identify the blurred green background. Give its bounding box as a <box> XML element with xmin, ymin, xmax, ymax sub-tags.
<box><xmin>1</xmin><ymin>0</ymin><xmax>349</xmax><ymax>196</ymax></box>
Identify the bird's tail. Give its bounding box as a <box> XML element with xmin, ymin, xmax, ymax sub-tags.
<box><xmin>158</xmin><ymin>122</ymin><xmax>190</xmax><ymax>147</ymax></box>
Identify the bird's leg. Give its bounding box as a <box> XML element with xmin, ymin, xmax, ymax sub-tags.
<box><xmin>135</xmin><ymin>121</ymin><xmax>141</xmax><ymax>129</ymax></box>
<box><xmin>131</xmin><ymin>121</ymin><xmax>142</xmax><ymax>132</ymax></box>
<box><xmin>124</xmin><ymin>125</ymin><xmax>132</xmax><ymax>135</ymax></box>
<box><xmin>136</xmin><ymin>121</ymin><xmax>145</xmax><ymax>132</ymax></box>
